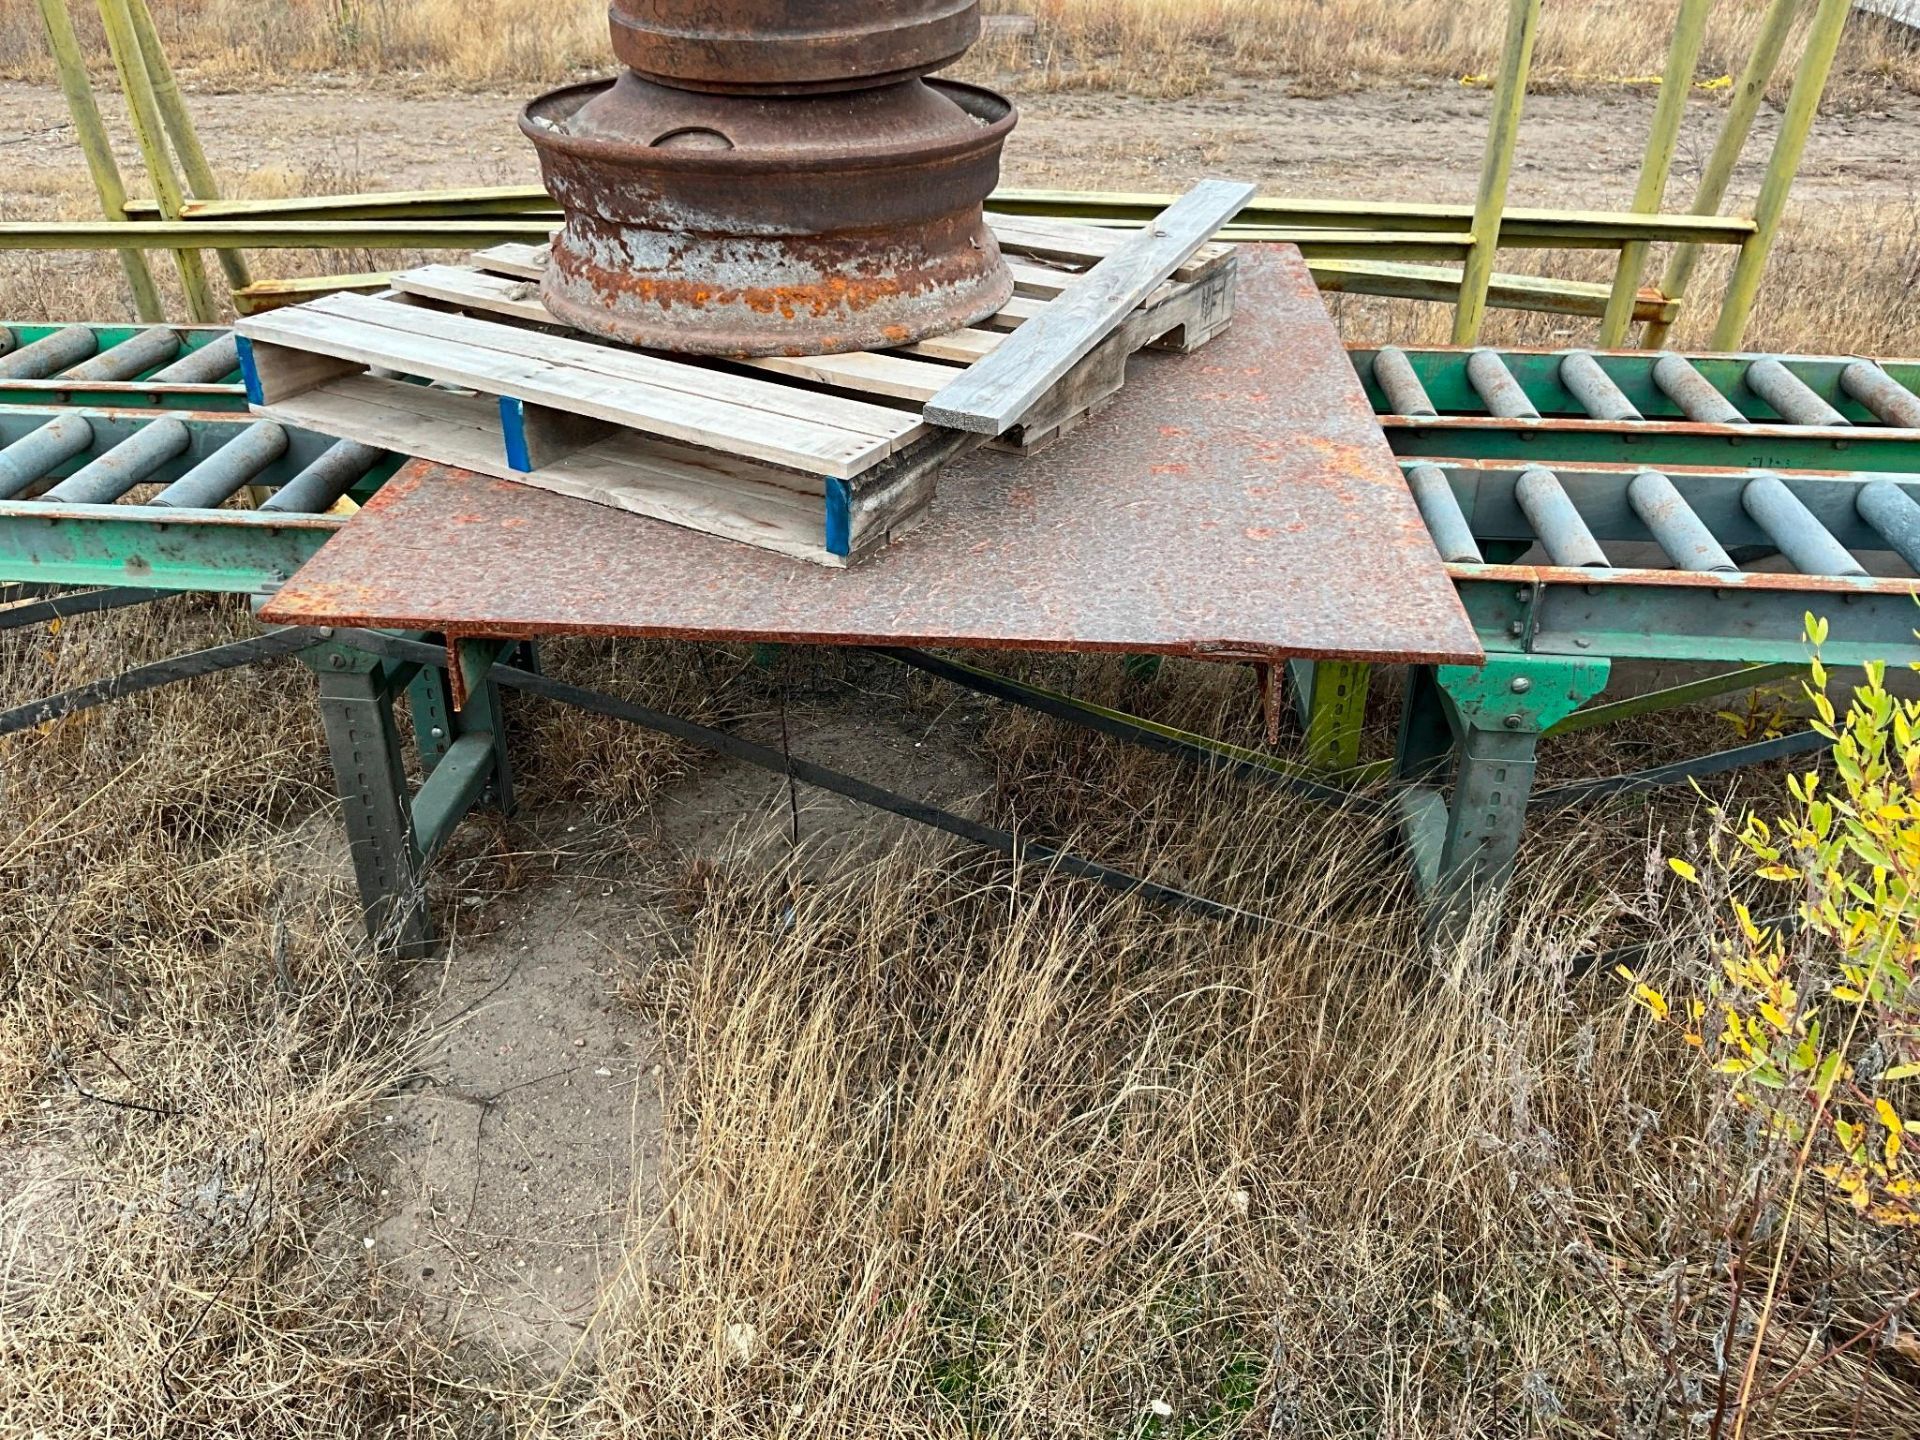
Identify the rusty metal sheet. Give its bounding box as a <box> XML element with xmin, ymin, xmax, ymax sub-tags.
<box><xmin>523</xmin><ymin>75</ymin><xmax>1015</xmax><ymax>356</ymax></box>
<box><xmin>261</xmin><ymin>247</ymin><xmax>1481</xmax><ymax>667</ymax></box>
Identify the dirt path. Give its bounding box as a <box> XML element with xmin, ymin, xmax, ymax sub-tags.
<box><xmin>3</xmin><ymin>75</ymin><xmax>1918</xmax><ymax>210</ymax></box>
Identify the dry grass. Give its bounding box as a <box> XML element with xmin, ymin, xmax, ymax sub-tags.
<box><xmin>0</xmin><ymin>598</ymin><xmax>454</xmax><ymax>1430</ymax></box>
<box><xmin>569</xmin><ymin>806</ymin><xmax>1920</xmax><ymax>1436</ymax></box>
<box><xmin>4</xmin><ymin>0</ymin><xmax>1920</xmax><ymax>100</ymax></box>
<box><xmin>6</xmin><ymin>616</ymin><xmax>1919</xmax><ymax>1434</ymax></box>
<box><xmin>5</xmin><ymin>13</ymin><xmax>1920</xmax><ymax>1431</ymax></box>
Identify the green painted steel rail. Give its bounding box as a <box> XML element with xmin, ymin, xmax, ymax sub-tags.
<box><xmin>0</xmin><ymin>501</ymin><xmax>339</xmax><ymax>592</ymax></box>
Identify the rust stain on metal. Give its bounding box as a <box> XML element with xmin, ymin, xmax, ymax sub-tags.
<box><xmin>263</xmin><ymin>248</ymin><xmax>1481</xmax><ymax>668</ymax></box>
<box><xmin>1452</xmin><ymin>560</ymin><xmax>1920</xmax><ymax>599</ymax></box>
<box><xmin>610</xmin><ymin>0</ymin><xmax>981</xmax><ymax>94</ymax></box>
<box><xmin>521</xmin><ymin>0</ymin><xmax>1016</xmax><ymax>357</ymax></box>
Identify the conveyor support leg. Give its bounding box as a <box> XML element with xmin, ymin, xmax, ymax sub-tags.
<box><xmin>1290</xmin><ymin>659</ymin><xmax>1373</xmax><ymax>772</ymax></box>
<box><xmin>1399</xmin><ymin>655</ymin><xmax>1610</xmax><ymax>941</ymax></box>
<box><xmin>303</xmin><ymin>637</ymin><xmax>515</xmax><ymax>954</ymax></box>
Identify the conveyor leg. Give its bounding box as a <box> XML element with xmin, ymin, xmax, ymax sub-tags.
<box><xmin>1395</xmin><ymin>665</ymin><xmax>1454</xmax><ymax>783</ymax></box>
<box><xmin>407</xmin><ymin>639</ymin><xmax>514</xmax><ymax>808</ymax></box>
<box><xmin>1291</xmin><ymin>659</ymin><xmax>1372</xmax><ymax>772</ymax></box>
<box><xmin>1406</xmin><ymin>656</ymin><xmax>1610</xmax><ymax>943</ymax></box>
<box><xmin>1431</xmin><ymin>724</ymin><xmax>1545</xmax><ymax>933</ymax></box>
<box><xmin>302</xmin><ymin>638</ymin><xmax>516</xmax><ymax>955</ymax></box>
<box><xmin>309</xmin><ymin>650</ymin><xmax>430</xmax><ymax>955</ymax></box>
<box><xmin>407</xmin><ymin>663</ymin><xmax>455</xmax><ymax>772</ymax></box>
<box><xmin>457</xmin><ymin>670</ymin><xmax>516</xmax><ymax>815</ymax></box>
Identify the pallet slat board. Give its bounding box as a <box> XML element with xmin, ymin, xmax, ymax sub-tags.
<box><xmin>236</xmin><ymin>189</ymin><xmax>1243</xmax><ymax>566</ymax></box>
<box><xmin>925</xmin><ymin>180</ymin><xmax>1256</xmax><ymax>435</ymax></box>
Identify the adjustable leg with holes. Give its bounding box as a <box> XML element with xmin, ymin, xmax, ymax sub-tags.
<box><xmin>307</xmin><ymin>646</ymin><xmax>428</xmax><ymax>954</ymax></box>
<box><xmin>302</xmin><ymin>638</ymin><xmax>515</xmax><ymax>953</ymax></box>
<box><xmin>1399</xmin><ymin>655</ymin><xmax>1611</xmax><ymax>939</ymax></box>
<box><xmin>1288</xmin><ymin>659</ymin><xmax>1373</xmax><ymax>772</ymax></box>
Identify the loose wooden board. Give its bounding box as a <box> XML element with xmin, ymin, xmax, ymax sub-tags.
<box><xmin>924</xmin><ymin>180</ymin><xmax>1256</xmax><ymax>434</ymax></box>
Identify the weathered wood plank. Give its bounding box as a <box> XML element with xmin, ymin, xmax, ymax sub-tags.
<box><xmin>740</xmin><ymin>349</ymin><xmax>956</xmax><ymax>404</ymax></box>
<box><xmin>925</xmin><ymin>180</ymin><xmax>1255</xmax><ymax>435</ymax></box>
<box><xmin>898</xmin><ymin>327</ymin><xmax>1004</xmax><ymax>365</ymax></box>
<box><xmin>311</xmin><ymin>292</ymin><xmax>923</xmax><ymax>444</ymax></box>
<box><xmin>267</xmin><ymin>372</ymin><xmax>838</xmax><ymax>564</ymax></box>
<box><xmin>238</xmin><ymin>335</ymin><xmax>364</xmax><ymax>404</ymax></box>
<box><xmin>469</xmin><ymin>242</ymin><xmax>548</xmax><ymax>280</ymax></box>
<box><xmin>240</xmin><ymin>302</ymin><xmax>897</xmax><ymax>478</ymax></box>
<box><xmin>394</xmin><ymin>263</ymin><xmax>960</xmax><ymax>404</ymax></box>
<box><xmin>988</xmin><ymin>213</ymin><xmax>1234</xmax><ymax>282</ymax></box>
<box><xmin>501</xmin><ymin>397</ymin><xmax>619</xmax><ymax>471</ymax></box>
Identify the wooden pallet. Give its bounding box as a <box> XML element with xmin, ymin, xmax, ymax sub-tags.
<box><xmin>235</xmin><ymin>199</ymin><xmax>1243</xmax><ymax>567</ymax></box>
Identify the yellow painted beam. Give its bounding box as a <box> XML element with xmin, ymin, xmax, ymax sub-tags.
<box><xmin>34</xmin><ymin>0</ymin><xmax>164</xmax><ymax>321</ymax></box>
<box><xmin>94</xmin><ymin>0</ymin><xmax>219</xmax><ymax>321</ymax></box>
<box><xmin>1711</xmin><ymin>0</ymin><xmax>1854</xmax><ymax>349</ymax></box>
<box><xmin>1599</xmin><ymin>0</ymin><xmax>1713</xmax><ymax>346</ymax></box>
<box><xmin>116</xmin><ymin>188</ymin><xmax>1758</xmax><ymax>247</ymax></box>
<box><xmin>1454</xmin><ymin>0</ymin><xmax>1543</xmax><ymax>344</ymax></box>
<box><xmin>1642</xmin><ymin>0</ymin><xmax>1800</xmax><ymax>348</ymax></box>
<box><xmin>1312</xmin><ymin>259</ymin><xmax>1680</xmax><ymax>324</ymax></box>
<box><xmin>122</xmin><ymin>0</ymin><xmax>250</xmax><ymax>292</ymax></box>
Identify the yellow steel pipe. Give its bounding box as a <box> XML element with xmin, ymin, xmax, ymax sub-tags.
<box><xmin>1598</xmin><ymin>0</ymin><xmax>1714</xmax><ymax>347</ymax></box>
<box><xmin>34</xmin><ymin>0</ymin><xmax>164</xmax><ymax>321</ymax></box>
<box><xmin>1453</xmin><ymin>0</ymin><xmax>1543</xmax><ymax>345</ymax></box>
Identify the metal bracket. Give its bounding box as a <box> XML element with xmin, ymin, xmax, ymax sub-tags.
<box><xmin>1436</xmin><ymin>653</ymin><xmax>1610</xmax><ymax>736</ymax></box>
<box><xmin>446</xmin><ymin>633</ymin><xmax>509</xmax><ymax>711</ymax></box>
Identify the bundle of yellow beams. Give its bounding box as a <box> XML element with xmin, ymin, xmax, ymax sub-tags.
<box><xmin>19</xmin><ymin>0</ymin><xmax>1855</xmax><ymax>349</ymax></box>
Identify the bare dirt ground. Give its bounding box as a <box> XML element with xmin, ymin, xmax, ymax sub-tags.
<box><xmin>4</xmin><ymin>75</ymin><xmax>1920</xmax><ymax>215</ymax></box>
<box><xmin>324</xmin><ymin>695</ymin><xmax>996</xmax><ymax>1374</ymax></box>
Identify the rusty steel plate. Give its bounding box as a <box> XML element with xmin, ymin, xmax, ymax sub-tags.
<box><xmin>262</xmin><ymin>248</ymin><xmax>1480</xmax><ymax>667</ymax></box>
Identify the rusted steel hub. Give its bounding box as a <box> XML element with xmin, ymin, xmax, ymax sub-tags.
<box><xmin>521</xmin><ymin>0</ymin><xmax>1017</xmax><ymax>358</ymax></box>
<box><xmin>523</xmin><ymin>77</ymin><xmax>1014</xmax><ymax>357</ymax></box>
<box><xmin>609</xmin><ymin>0</ymin><xmax>982</xmax><ymax>95</ymax></box>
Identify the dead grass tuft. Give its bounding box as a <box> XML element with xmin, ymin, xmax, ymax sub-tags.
<box><xmin>556</xmin><ymin>744</ymin><xmax>1917</xmax><ymax>1435</ymax></box>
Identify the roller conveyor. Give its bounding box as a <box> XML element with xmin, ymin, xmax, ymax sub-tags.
<box><xmin>1347</xmin><ymin>342</ymin><xmax>1920</xmax><ymax>929</ymax></box>
<box><xmin>1352</xmin><ymin>344</ymin><xmax>1920</xmax><ymax>472</ymax></box>
<box><xmin>0</xmin><ymin>322</ymin><xmax>246</xmax><ymax>409</ymax></box>
<box><xmin>0</xmin><ymin>403</ymin><xmax>399</xmax><ymax>596</ymax></box>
